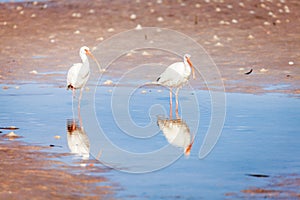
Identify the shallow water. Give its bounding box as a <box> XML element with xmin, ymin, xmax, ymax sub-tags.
<box><xmin>1</xmin><ymin>83</ymin><xmax>299</xmax><ymax>199</ymax></box>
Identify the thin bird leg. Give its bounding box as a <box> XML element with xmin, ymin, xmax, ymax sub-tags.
<box><xmin>169</xmin><ymin>88</ymin><xmax>173</xmax><ymax>119</ymax></box>
<box><xmin>72</xmin><ymin>88</ymin><xmax>76</xmax><ymax>99</ymax></box>
<box><xmin>175</xmin><ymin>88</ymin><xmax>180</xmax><ymax>118</ymax></box>
<box><xmin>78</xmin><ymin>88</ymin><xmax>83</xmax><ymax>126</ymax></box>
<box><xmin>71</xmin><ymin>88</ymin><xmax>76</xmax><ymax>122</ymax></box>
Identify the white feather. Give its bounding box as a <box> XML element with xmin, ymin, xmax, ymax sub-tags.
<box><xmin>156</xmin><ymin>54</ymin><xmax>193</xmax><ymax>88</ymax></box>
<box><xmin>66</xmin><ymin>46</ymin><xmax>91</xmax><ymax>90</ymax></box>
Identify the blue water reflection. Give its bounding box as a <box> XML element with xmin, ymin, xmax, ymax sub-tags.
<box><xmin>0</xmin><ymin>84</ymin><xmax>299</xmax><ymax>198</ymax></box>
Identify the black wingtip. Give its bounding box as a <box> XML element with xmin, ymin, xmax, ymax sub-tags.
<box><xmin>67</xmin><ymin>84</ymin><xmax>74</xmax><ymax>90</ymax></box>
<box><xmin>156</xmin><ymin>77</ymin><xmax>161</xmax><ymax>82</ymax></box>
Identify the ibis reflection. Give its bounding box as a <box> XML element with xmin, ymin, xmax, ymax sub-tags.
<box><xmin>66</xmin><ymin>119</ymin><xmax>90</xmax><ymax>160</ymax></box>
<box><xmin>157</xmin><ymin>116</ymin><xmax>194</xmax><ymax>157</ymax></box>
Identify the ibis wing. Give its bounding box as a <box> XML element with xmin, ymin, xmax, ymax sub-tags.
<box><xmin>157</xmin><ymin>62</ymin><xmax>186</xmax><ymax>87</ymax></box>
<box><xmin>67</xmin><ymin>63</ymin><xmax>81</xmax><ymax>88</ymax></box>
<box><xmin>158</xmin><ymin>119</ymin><xmax>191</xmax><ymax>149</ymax></box>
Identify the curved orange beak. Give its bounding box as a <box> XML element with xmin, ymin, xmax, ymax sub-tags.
<box><xmin>186</xmin><ymin>57</ymin><xmax>196</xmax><ymax>80</ymax></box>
<box><xmin>85</xmin><ymin>49</ymin><xmax>103</xmax><ymax>72</ymax></box>
<box><xmin>85</xmin><ymin>49</ymin><xmax>95</xmax><ymax>59</ymax></box>
<box><xmin>184</xmin><ymin>139</ymin><xmax>194</xmax><ymax>157</ymax></box>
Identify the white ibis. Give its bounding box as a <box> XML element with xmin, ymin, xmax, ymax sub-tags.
<box><xmin>67</xmin><ymin>46</ymin><xmax>92</xmax><ymax>102</ymax></box>
<box><xmin>67</xmin><ymin>119</ymin><xmax>90</xmax><ymax>160</ymax></box>
<box><xmin>156</xmin><ymin>54</ymin><xmax>196</xmax><ymax>118</ymax></box>
<box><xmin>157</xmin><ymin>117</ymin><xmax>194</xmax><ymax>157</ymax></box>
<box><xmin>67</xmin><ymin>46</ymin><xmax>104</xmax><ymax>119</ymax></box>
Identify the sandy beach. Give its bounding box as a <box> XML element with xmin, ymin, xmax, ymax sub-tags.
<box><xmin>0</xmin><ymin>139</ymin><xmax>116</xmax><ymax>199</ymax></box>
<box><xmin>0</xmin><ymin>0</ymin><xmax>300</xmax><ymax>199</ymax></box>
<box><xmin>1</xmin><ymin>0</ymin><xmax>299</xmax><ymax>93</ymax></box>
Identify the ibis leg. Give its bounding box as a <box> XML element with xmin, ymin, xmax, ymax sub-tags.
<box><xmin>71</xmin><ymin>88</ymin><xmax>76</xmax><ymax>121</ymax></box>
<box><xmin>78</xmin><ymin>88</ymin><xmax>83</xmax><ymax>126</ymax></box>
<box><xmin>175</xmin><ymin>88</ymin><xmax>180</xmax><ymax>118</ymax></box>
<box><xmin>169</xmin><ymin>88</ymin><xmax>173</xmax><ymax>119</ymax></box>
<box><xmin>72</xmin><ymin>88</ymin><xmax>76</xmax><ymax>99</ymax></box>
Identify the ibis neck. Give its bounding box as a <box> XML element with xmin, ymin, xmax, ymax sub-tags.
<box><xmin>184</xmin><ymin>60</ymin><xmax>192</xmax><ymax>74</ymax></box>
<box><xmin>80</xmin><ymin>55</ymin><xmax>90</xmax><ymax>74</ymax></box>
<box><xmin>81</xmin><ymin>54</ymin><xmax>88</xmax><ymax>62</ymax></box>
<box><xmin>81</xmin><ymin>54</ymin><xmax>90</xmax><ymax>67</ymax></box>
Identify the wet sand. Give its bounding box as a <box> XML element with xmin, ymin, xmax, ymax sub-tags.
<box><xmin>0</xmin><ymin>0</ymin><xmax>300</xmax><ymax>199</ymax></box>
<box><xmin>0</xmin><ymin>0</ymin><xmax>299</xmax><ymax>93</ymax></box>
<box><xmin>0</xmin><ymin>139</ymin><xmax>115</xmax><ymax>200</ymax></box>
<box><xmin>227</xmin><ymin>174</ymin><xmax>300</xmax><ymax>199</ymax></box>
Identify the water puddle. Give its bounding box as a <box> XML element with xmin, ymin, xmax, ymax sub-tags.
<box><xmin>0</xmin><ymin>84</ymin><xmax>299</xmax><ymax>199</ymax></box>
<box><xmin>264</xmin><ymin>84</ymin><xmax>291</xmax><ymax>91</ymax></box>
<box><xmin>36</xmin><ymin>71</ymin><xmax>66</xmax><ymax>76</ymax></box>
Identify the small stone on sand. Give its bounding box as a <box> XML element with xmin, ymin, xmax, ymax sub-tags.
<box><xmin>29</xmin><ymin>70</ymin><xmax>38</xmax><ymax>74</ymax></box>
<box><xmin>284</xmin><ymin>5</ymin><xmax>290</xmax><ymax>13</ymax></box>
<box><xmin>219</xmin><ymin>20</ymin><xmax>230</xmax><ymax>25</ymax></box>
<box><xmin>54</xmin><ymin>135</ymin><xmax>61</xmax><ymax>139</ymax></box>
<box><xmin>239</xmin><ymin>2</ymin><xmax>245</xmax><ymax>7</ymax></box>
<box><xmin>142</xmin><ymin>51</ymin><xmax>151</xmax><ymax>56</ymax></box>
<box><xmin>130</xmin><ymin>14</ymin><xmax>137</xmax><ymax>20</ymax></box>
<box><xmin>96</xmin><ymin>37</ymin><xmax>104</xmax><ymax>41</ymax></box>
<box><xmin>71</xmin><ymin>12</ymin><xmax>81</xmax><ymax>18</ymax></box>
<box><xmin>74</xmin><ymin>30</ymin><xmax>80</xmax><ymax>34</ymax></box>
<box><xmin>16</xmin><ymin>6</ymin><xmax>23</xmax><ymax>11</ymax></box>
<box><xmin>135</xmin><ymin>24</ymin><xmax>142</xmax><ymax>30</ymax></box>
<box><xmin>231</xmin><ymin>19</ymin><xmax>238</xmax><ymax>24</ymax></box>
<box><xmin>4</xmin><ymin>131</ymin><xmax>21</xmax><ymax>139</ymax></box>
<box><xmin>248</xmin><ymin>34</ymin><xmax>254</xmax><ymax>39</ymax></box>
<box><xmin>88</xmin><ymin>9</ymin><xmax>95</xmax><ymax>14</ymax></box>
<box><xmin>126</xmin><ymin>52</ymin><xmax>133</xmax><ymax>57</ymax></box>
<box><xmin>215</xmin><ymin>42</ymin><xmax>224</xmax><ymax>47</ymax></box>
<box><xmin>227</xmin><ymin>4</ymin><xmax>233</xmax><ymax>9</ymax></box>
<box><xmin>260</xmin><ymin>68</ymin><xmax>268</xmax><ymax>72</ymax></box>
<box><xmin>213</xmin><ymin>35</ymin><xmax>220</xmax><ymax>41</ymax></box>
<box><xmin>107</xmin><ymin>28</ymin><xmax>115</xmax><ymax>32</ymax></box>
<box><xmin>157</xmin><ymin>17</ymin><xmax>164</xmax><ymax>22</ymax></box>
<box><xmin>103</xmin><ymin>80</ymin><xmax>113</xmax><ymax>85</ymax></box>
